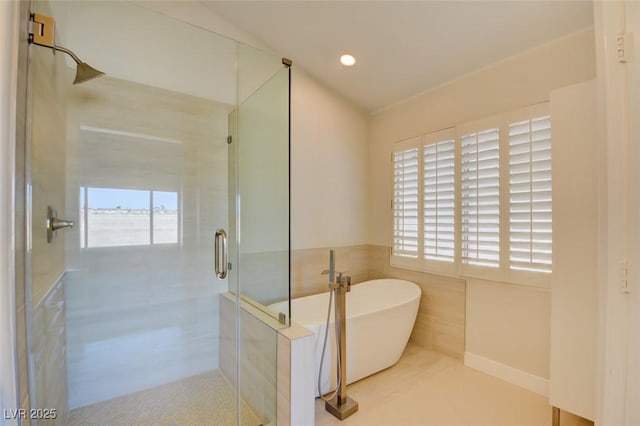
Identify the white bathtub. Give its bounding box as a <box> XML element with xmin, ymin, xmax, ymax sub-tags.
<box><xmin>270</xmin><ymin>278</ymin><xmax>420</xmax><ymax>396</ymax></box>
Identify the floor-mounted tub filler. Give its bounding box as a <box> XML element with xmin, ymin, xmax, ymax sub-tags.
<box><xmin>270</xmin><ymin>273</ymin><xmax>421</xmax><ymax>417</ymax></box>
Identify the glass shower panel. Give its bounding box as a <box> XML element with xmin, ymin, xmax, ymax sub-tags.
<box><xmin>236</xmin><ymin>43</ymin><xmax>291</xmax><ymax>317</ymax></box>
<box><xmin>233</xmin><ymin>43</ymin><xmax>291</xmax><ymax>426</ymax></box>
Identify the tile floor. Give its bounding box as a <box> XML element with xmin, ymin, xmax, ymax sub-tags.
<box><xmin>64</xmin><ymin>344</ymin><xmax>593</xmax><ymax>426</ymax></box>
<box><xmin>315</xmin><ymin>343</ymin><xmax>593</xmax><ymax>426</ymax></box>
<box><xmin>66</xmin><ymin>370</ymin><xmax>261</xmax><ymax>426</ymax></box>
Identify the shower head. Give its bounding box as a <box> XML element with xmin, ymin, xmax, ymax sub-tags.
<box><xmin>53</xmin><ymin>45</ymin><xmax>105</xmax><ymax>85</ymax></box>
<box><xmin>73</xmin><ymin>62</ymin><xmax>105</xmax><ymax>85</ymax></box>
<box><xmin>29</xmin><ymin>13</ymin><xmax>105</xmax><ymax>85</ymax></box>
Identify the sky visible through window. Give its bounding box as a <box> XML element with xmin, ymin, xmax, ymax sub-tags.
<box><xmin>87</xmin><ymin>188</ymin><xmax>178</xmax><ymax>210</ymax></box>
<box><xmin>154</xmin><ymin>191</ymin><xmax>178</xmax><ymax>211</ymax></box>
<box><xmin>81</xmin><ymin>187</ymin><xmax>179</xmax><ymax>247</ymax></box>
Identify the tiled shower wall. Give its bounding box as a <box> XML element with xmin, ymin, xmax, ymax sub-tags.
<box><xmin>63</xmin><ymin>75</ymin><xmax>232</xmax><ymax>408</ymax></box>
<box><xmin>27</xmin><ymin>1</ymin><xmax>71</xmax><ymax>422</ymax></box>
<box><xmin>31</xmin><ymin>277</ymin><xmax>68</xmax><ymax>423</ymax></box>
<box><xmin>291</xmin><ymin>245</ymin><xmax>466</xmax><ymax>359</ymax></box>
<box><xmin>219</xmin><ymin>294</ymin><xmax>279</xmax><ymax>425</ymax></box>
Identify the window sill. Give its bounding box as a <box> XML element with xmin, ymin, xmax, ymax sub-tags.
<box><xmin>390</xmin><ymin>255</ymin><xmax>551</xmax><ymax>290</ymax></box>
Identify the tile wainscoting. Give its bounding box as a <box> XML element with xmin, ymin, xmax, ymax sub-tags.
<box><xmin>291</xmin><ymin>244</ymin><xmax>465</xmax><ymax>359</ymax></box>
<box><xmin>219</xmin><ymin>293</ymin><xmax>314</xmax><ymax>426</ymax></box>
<box><xmin>219</xmin><ymin>293</ymin><xmax>279</xmax><ymax>425</ymax></box>
<box><xmin>368</xmin><ymin>245</ymin><xmax>465</xmax><ymax>359</ymax></box>
<box><xmin>31</xmin><ymin>275</ymin><xmax>69</xmax><ymax>425</ymax></box>
<box><xmin>291</xmin><ymin>245</ymin><xmax>370</xmax><ymax>299</ymax></box>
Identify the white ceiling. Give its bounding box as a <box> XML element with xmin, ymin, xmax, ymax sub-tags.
<box><xmin>205</xmin><ymin>1</ymin><xmax>594</xmax><ymax>113</ymax></box>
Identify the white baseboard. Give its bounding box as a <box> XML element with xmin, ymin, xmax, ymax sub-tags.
<box><xmin>464</xmin><ymin>352</ymin><xmax>549</xmax><ymax>397</ymax></box>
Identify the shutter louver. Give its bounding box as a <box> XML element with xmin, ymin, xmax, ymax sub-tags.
<box><xmin>461</xmin><ymin>128</ymin><xmax>500</xmax><ymax>268</ymax></box>
<box><xmin>424</xmin><ymin>140</ymin><xmax>455</xmax><ymax>262</ymax></box>
<box><xmin>509</xmin><ymin>116</ymin><xmax>552</xmax><ymax>273</ymax></box>
<box><xmin>393</xmin><ymin>148</ymin><xmax>419</xmax><ymax>258</ymax></box>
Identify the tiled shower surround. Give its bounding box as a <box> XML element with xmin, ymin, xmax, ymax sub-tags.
<box><xmin>62</xmin><ymin>74</ymin><xmax>231</xmax><ymax>408</ymax></box>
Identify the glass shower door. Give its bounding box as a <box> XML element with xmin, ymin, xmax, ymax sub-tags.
<box><xmin>24</xmin><ymin>2</ymin><xmax>290</xmax><ymax>425</ymax></box>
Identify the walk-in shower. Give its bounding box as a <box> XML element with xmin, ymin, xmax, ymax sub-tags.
<box><xmin>21</xmin><ymin>1</ymin><xmax>291</xmax><ymax>425</ymax></box>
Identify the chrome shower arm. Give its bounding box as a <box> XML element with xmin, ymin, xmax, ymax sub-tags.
<box><xmin>52</xmin><ymin>45</ymin><xmax>82</xmax><ymax>65</ymax></box>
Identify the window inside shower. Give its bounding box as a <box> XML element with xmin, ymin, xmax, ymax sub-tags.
<box><xmin>79</xmin><ymin>187</ymin><xmax>179</xmax><ymax>248</ymax></box>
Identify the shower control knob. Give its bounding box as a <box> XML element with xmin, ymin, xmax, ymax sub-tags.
<box><xmin>50</xmin><ymin>217</ymin><xmax>74</xmax><ymax>231</ymax></box>
<box><xmin>46</xmin><ymin>206</ymin><xmax>74</xmax><ymax>243</ymax></box>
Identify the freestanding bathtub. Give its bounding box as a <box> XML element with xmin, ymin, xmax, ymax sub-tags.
<box><xmin>270</xmin><ymin>279</ymin><xmax>420</xmax><ymax>396</ymax></box>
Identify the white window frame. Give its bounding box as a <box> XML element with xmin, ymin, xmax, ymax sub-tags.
<box><xmin>390</xmin><ymin>102</ymin><xmax>551</xmax><ymax>288</ymax></box>
<box><xmin>80</xmin><ymin>186</ymin><xmax>181</xmax><ymax>249</ymax></box>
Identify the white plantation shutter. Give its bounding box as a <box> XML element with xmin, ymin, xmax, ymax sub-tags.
<box><xmin>461</xmin><ymin>128</ymin><xmax>500</xmax><ymax>268</ymax></box>
<box><xmin>424</xmin><ymin>139</ymin><xmax>455</xmax><ymax>262</ymax></box>
<box><xmin>390</xmin><ymin>103</ymin><xmax>551</xmax><ymax>285</ymax></box>
<box><xmin>393</xmin><ymin>147</ymin><xmax>419</xmax><ymax>258</ymax></box>
<box><xmin>509</xmin><ymin>115</ymin><xmax>552</xmax><ymax>273</ymax></box>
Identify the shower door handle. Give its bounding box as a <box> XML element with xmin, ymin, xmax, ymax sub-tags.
<box><xmin>214</xmin><ymin>228</ymin><xmax>228</xmax><ymax>279</ymax></box>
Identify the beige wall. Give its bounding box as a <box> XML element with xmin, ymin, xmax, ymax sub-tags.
<box><xmin>369</xmin><ymin>29</ymin><xmax>596</xmax><ymax>247</ymax></box>
<box><xmin>291</xmin><ymin>70</ymin><xmax>370</xmax><ymax>250</ymax></box>
<box><xmin>624</xmin><ymin>3</ymin><xmax>640</xmax><ymax>422</ymax></box>
<box><xmin>549</xmin><ymin>81</ymin><xmax>598</xmax><ymax>419</ymax></box>
<box><xmin>466</xmin><ymin>280</ymin><xmax>551</xmax><ymax>377</ymax></box>
<box><xmin>368</xmin><ymin>29</ymin><xmax>597</xmax><ymax>381</ymax></box>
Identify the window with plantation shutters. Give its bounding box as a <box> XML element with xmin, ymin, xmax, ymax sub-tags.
<box><xmin>508</xmin><ymin>115</ymin><xmax>552</xmax><ymax>273</ymax></box>
<box><xmin>390</xmin><ymin>102</ymin><xmax>551</xmax><ymax>286</ymax></box>
<box><xmin>461</xmin><ymin>128</ymin><xmax>500</xmax><ymax>268</ymax></box>
<box><xmin>424</xmin><ymin>139</ymin><xmax>455</xmax><ymax>262</ymax></box>
<box><xmin>393</xmin><ymin>147</ymin><xmax>419</xmax><ymax>258</ymax></box>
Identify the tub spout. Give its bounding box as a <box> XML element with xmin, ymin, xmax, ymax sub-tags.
<box><xmin>321</xmin><ymin>270</ymin><xmax>346</xmax><ymax>290</ymax></box>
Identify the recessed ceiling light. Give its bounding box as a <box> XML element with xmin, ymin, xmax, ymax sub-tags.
<box><xmin>340</xmin><ymin>54</ymin><xmax>356</xmax><ymax>67</ymax></box>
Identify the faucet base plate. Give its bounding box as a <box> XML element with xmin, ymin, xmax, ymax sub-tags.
<box><xmin>325</xmin><ymin>396</ymin><xmax>359</xmax><ymax>420</ymax></box>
